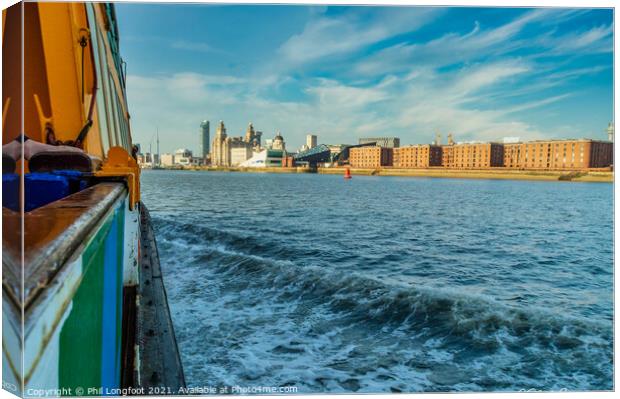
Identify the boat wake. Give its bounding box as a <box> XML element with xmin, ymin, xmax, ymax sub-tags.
<box><xmin>152</xmin><ymin>216</ymin><xmax>613</xmax><ymax>392</ymax></box>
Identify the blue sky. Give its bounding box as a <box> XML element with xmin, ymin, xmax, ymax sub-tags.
<box><xmin>115</xmin><ymin>4</ymin><xmax>613</xmax><ymax>154</ymax></box>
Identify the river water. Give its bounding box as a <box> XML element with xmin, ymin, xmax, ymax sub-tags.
<box><xmin>141</xmin><ymin>170</ymin><xmax>613</xmax><ymax>393</ymax></box>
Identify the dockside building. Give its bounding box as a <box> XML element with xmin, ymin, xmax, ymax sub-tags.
<box><xmin>442</xmin><ymin>143</ymin><xmax>505</xmax><ymax>169</ymax></box>
<box><xmin>393</xmin><ymin>145</ymin><xmax>442</xmax><ymax>168</ymax></box>
<box><xmin>502</xmin><ymin>139</ymin><xmax>612</xmax><ymax>170</ymax></box>
<box><xmin>349</xmin><ymin>146</ymin><xmax>394</xmax><ymax>168</ymax></box>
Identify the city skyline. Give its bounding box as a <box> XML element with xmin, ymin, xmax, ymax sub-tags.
<box><xmin>117</xmin><ymin>5</ymin><xmax>613</xmax><ymax>154</ymax></box>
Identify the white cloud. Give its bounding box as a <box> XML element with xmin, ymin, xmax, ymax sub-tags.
<box><xmin>504</xmin><ymin>93</ymin><xmax>572</xmax><ymax>114</ymax></box>
<box><xmin>353</xmin><ymin>9</ymin><xmax>547</xmax><ymax>76</ymax></box>
<box><xmin>127</xmin><ymin>58</ymin><xmax>568</xmax><ymax>154</ymax></box>
<box><xmin>125</xmin><ymin>9</ymin><xmax>611</xmax><ymax>153</ymax></box>
<box><xmin>542</xmin><ymin>24</ymin><xmax>613</xmax><ymax>54</ymax></box>
<box><xmin>354</xmin><ymin>9</ymin><xmax>610</xmax><ymax>76</ymax></box>
<box><xmin>451</xmin><ymin>62</ymin><xmax>530</xmax><ymax>98</ymax></box>
<box><xmin>392</xmin><ymin>61</ymin><xmax>551</xmax><ymax>141</ymax></box>
<box><xmin>277</xmin><ymin>7</ymin><xmax>442</xmax><ymax>66</ymax></box>
<box><xmin>306</xmin><ymin>78</ymin><xmax>389</xmax><ymax>108</ymax></box>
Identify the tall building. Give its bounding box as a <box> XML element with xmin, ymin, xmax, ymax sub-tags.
<box><xmin>211</xmin><ymin>120</ymin><xmax>228</xmax><ymax>166</ymax></box>
<box><xmin>306</xmin><ymin>134</ymin><xmax>317</xmax><ymax>149</ymax></box>
<box><xmin>607</xmin><ymin>122</ymin><xmax>614</xmax><ymax>142</ymax></box>
<box><xmin>358</xmin><ymin>137</ymin><xmax>400</xmax><ymax>148</ymax></box>
<box><xmin>200</xmin><ymin>120</ymin><xmax>210</xmax><ymax>159</ymax></box>
<box><xmin>211</xmin><ymin>121</ymin><xmax>262</xmax><ymax>166</ymax></box>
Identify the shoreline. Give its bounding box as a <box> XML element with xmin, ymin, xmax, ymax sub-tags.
<box><xmin>144</xmin><ymin>166</ymin><xmax>613</xmax><ymax>183</ymax></box>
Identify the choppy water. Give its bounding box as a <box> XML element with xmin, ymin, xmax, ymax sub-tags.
<box><xmin>141</xmin><ymin>170</ymin><xmax>613</xmax><ymax>392</ymax></box>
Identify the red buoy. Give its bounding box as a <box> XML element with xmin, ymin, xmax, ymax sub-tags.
<box><xmin>344</xmin><ymin>167</ymin><xmax>352</xmax><ymax>179</ymax></box>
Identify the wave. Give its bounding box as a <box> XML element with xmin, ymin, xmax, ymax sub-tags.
<box><xmin>152</xmin><ymin>215</ymin><xmax>613</xmax><ymax>390</ymax></box>
<box><xmin>152</xmin><ymin>215</ymin><xmax>325</xmax><ymax>262</ymax></box>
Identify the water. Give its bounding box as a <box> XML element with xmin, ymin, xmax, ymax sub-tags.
<box><xmin>141</xmin><ymin>170</ymin><xmax>613</xmax><ymax>392</ymax></box>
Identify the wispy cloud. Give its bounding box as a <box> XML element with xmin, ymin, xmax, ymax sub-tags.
<box><xmin>278</xmin><ymin>7</ymin><xmax>442</xmax><ymax>66</ymax></box>
<box><xmin>120</xmin><ymin>6</ymin><xmax>613</xmax><ymax>152</ymax></box>
<box><xmin>541</xmin><ymin>24</ymin><xmax>613</xmax><ymax>54</ymax></box>
<box><xmin>353</xmin><ymin>9</ymin><xmax>548</xmax><ymax>75</ymax></box>
<box><xmin>128</xmin><ymin>58</ymin><xmax>559</xmax><ymax>153</ymax></box>
<box><xmin>353</xmin><ymin>8</ymin><xmax>608</xmax><ymax>76</ymax></box>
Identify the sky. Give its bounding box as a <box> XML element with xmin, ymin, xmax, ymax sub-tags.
<box><xmin>115</xmin><ymin>4</ymin><xmax>614</xmax><ymax>154</ymax></box>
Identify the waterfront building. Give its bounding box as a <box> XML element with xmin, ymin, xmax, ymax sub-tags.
<box><xmin>503</xmin><ymin>143</ymin><xmax>522</xmax><ymax>168</ymax></box>
<box><xmin>306</xmin><ymin>134</ymin><xmax>317</xmax><ymax>149</ymax></box>
<box><xmin>359</xmin><ymin>137</ymin><xmax>400</xmax><ymax>148</ymax></box>
<box><xmin>272</xmin><ymin>132</ymin><xmax>286</xmax><ymax>151</ymax></box>
<box><xmin>282</xmin><ymin>155</ymin><xmax>295</xmax><ymax>167</ymax></box>
<box><xmin>200</xmin><ymin>120</ymin><xmax>210</xmax><ymax>159</ymax></box>
<box><xmin>158</xmin><ymin>151</ymin><xmax>203</xmax><ymax>167</ymax></box>
<box><xmin>211</xmin><ymin>121</ymin><xmax>262</xmax><ymax>166</ymax></box>
<box><xmin>349</xmin><ymin>146</ymin><xmax>394</xmax><ymax>168</ymax></box>
<box><xmin>503</xmin><ymin>139</ymin><xmax>612</xmax><ymax>170</ymax></box>
<box><xmin>441</xmin><ymin>142</ymin><xmax>504</xmax><ymax>169</ymax></box>
<box><xmin>239</xmin><ymin>149</ymin><xmax>286</xmax><ymax>167</ymax></box>
<box><xmin>174</xmin><ymin>148</ymin><xmax>193</xmax><ymax>166</ymax></box>
<box><xmin>138</xmin><ymin>152</ymin><xmax>158</xmax><ymax>168</ymax></box>
<box><xmin>160</xmin><ymin>153</ymin><xmax>175</xmax><ymax>167</ymax></box>
<box><xmin>244</xmin><ymin>122</ymin><xmax>262</xmax><ymax>149</ymax></box>
<box><xmin>393</xmin><ymin>145</ymin><xmax>442</xmax><ymax>168</ymax></box>
<box><xmin>211</xmin><ymin>120</ymin><xmax>228</xmax><ymax>166</ymax></box>
<box><xmin>442</xmin><ymin>145</ymin><xmax>454</xmax><ymax>167</ymax></box>
<box><xmin>230</xmin><ymin>146</ymin><xmax>253</xmax><ymax>166</ymax></box>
